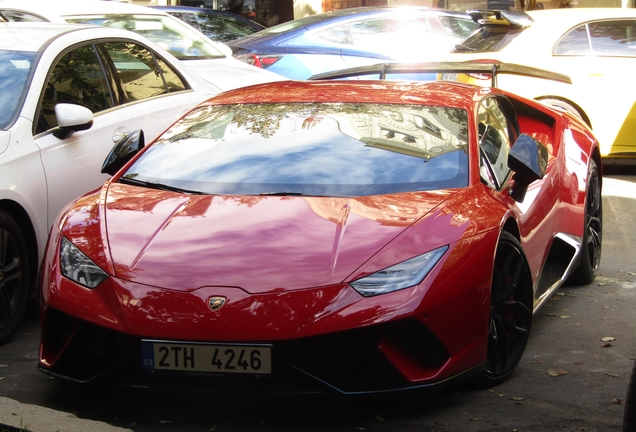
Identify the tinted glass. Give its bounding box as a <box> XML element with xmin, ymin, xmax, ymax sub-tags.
<box><xmin>65</xmin><ymin>14</ymin><xmax>226</xmax><ymax>60</ymax></box>
<box><xmin>194</xmin><ymin>12</ymin><xmax>260</xmax><ymax>42</ymax></box>
<box><xmin>103</xmin><ymin>42</ymin><xmax>186</xmax><ymax>102</ymax></box>
<box><xmin>554</xmin><ymin>24</ymin><xmax>590</xmax><ymax>55</ymax></box>
<box><xmin>0</xmin><ymin>51</ymin><xmax>34</xmax><ymax>130</ymax></box>
<box><xmin>589</xmin><ymin>20</ymin><xmax>636</xmax><ymax>56</ymax></box>
<box><xmin>121</xmin><ymin>102</ymin><xmax>469</xmax><ymax>197</ymax></box>
<box><xmin>38</xmin><ymin>45</ymin><xmax>112</xmax><ymax>133</ymax></box>
<box><xmin>478</xmin><ymin>97</ymin><xmax>513</xmax><ymax>189</ymax></box>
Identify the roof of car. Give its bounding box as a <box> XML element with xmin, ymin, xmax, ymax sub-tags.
<box><xmin>0</xmin><ymin>0</ymin><xmax>166</xmax><ymax>22</ymax></box>
<box><xmin>203</xmin><ymin>79</ymin><xmax>479</xmax><ymax>110</ymax></box>
<box><xmin>0</xmin><ymin>21</ymin><xmax>102</xmax><ymax>51</ymax></box>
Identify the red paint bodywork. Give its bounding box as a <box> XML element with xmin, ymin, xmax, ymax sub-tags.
<box><xmin>38</xmin><ymin>80</ymin><xmax>600</xmax><ymax>392</ymax></box>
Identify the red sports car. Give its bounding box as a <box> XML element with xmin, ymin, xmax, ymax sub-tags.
<box><xmin>38</xmin><ymin>63</ymin><xmax>602</xmax><ymax>394</ymax></box>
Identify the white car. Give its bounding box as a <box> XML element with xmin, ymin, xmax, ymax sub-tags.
<box><xmin>0</xmin><ymin>0</ymin><xmax>285</xmax><ymax>90</ymax></box>
<box><xmin>445</xmin><ymin>8</ymin><xmax>636</xmax><ymax>160</ymax></box>
<box><xmin>0</xmin><ymin>21</ymin><xmax>227</xmax><ymax>345</ymax></box>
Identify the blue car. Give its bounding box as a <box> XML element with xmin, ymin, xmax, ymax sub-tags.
<box><xmin>151</xmin><ymin>5</ymin><xmax>265</xmax><ymax>43</ymax></box>
<box><xmin>227</xmin><ymin>7</ymin><xmax>478</xmax><ymax>80</ymax></box>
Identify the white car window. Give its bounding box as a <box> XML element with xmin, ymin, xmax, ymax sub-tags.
<box><xmin>102</xmin><ymin>42</ymin><xmax>187</xmax><ymax>102</ymax></box>
<box><xmin>555</xmin><ymin>19</ymin><xmax>636</xmax><ymax>57</ymax></box>
<box><xmin>37</xmin><ymin>44</ymin><xmax>114</xmax><ymax>134</ymax></box>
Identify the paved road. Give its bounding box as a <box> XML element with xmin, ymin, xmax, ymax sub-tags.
<box><xmin>1</xmin><ymin>166</ymin><xmax>635</xmax><ymax>432</ymax></box>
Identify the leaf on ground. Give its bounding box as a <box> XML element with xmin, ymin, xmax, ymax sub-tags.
<box><xmin>628</xmin><ymin>272</ymin><xmax>636</xmax><ymax>276</ymax></box>
<box><xmin>602</xmin><ymin>305</ymin><xmax>609</xmax><ymax>309</ymax></box>
<box><xmin>531</xmin><ymin>359</ymin><xmax>541</xmax><ymax>364</ymax></box>
<box><xmin>468</xmin><ymin>417</ymin><xmax>483</xmax><ymax>421</ymax></box>
<box><xmin>555</xmin><ymin>292</ymin><xmax>566</xmax><ymax>296</ymax></box>
<box><xmin>0</xmin><ymin>364</ymin><xmax>7</xmax><ymax>367</ymax></box>
<box><xmin>601</xmin><ymin>337</ymin><xmax>616</xmax><ymax>342</ymax></box>
<box><xmin>560</xmin><ymin>315</ymin><xmax>571</xmax><ymax>319</ymax></box>
<box><xmin>547</xmin><ymin>369</ymin><xmax>568</xmax><ymax>377</ymax></box>
<box><xmin>0</xmin><ymin>377</ymin><xmax>5</xmax><ymax>380</ymax></box>
<box><xmin>549</xmin><ymin>296</ymin><xmax>561</xmax><ymax>301</ymax></box>
<box><xmin>606</xmin><ymin>373</ymin><xmax>619</xmax><ymax>377</ymax></box>
<box><xmin>613</xmin><ymin>398</ymin><xmax>625</xmax><ymax>405</ymax></box>
<box><xmin>598</xmin><ymin>282</ymin><xmax>607</xmax><ymax>286</ymax></box>
<box><xmin>545</xmin><ymin>313</ymin><xmax>560</xmax><ymax>317</ymax></box>
<box><xmin>511</xmin><ymin>397</ymin><xmax>524</xmax><ymax>401</ymax></box>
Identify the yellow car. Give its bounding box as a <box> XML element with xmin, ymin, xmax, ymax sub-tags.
<box><xmin>446</xmin><ymin>8</ymin><xmax>636</xmax><ymax>160</ymax></box>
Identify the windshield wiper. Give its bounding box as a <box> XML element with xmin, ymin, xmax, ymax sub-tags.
<box><xmin>119</xmin><ymin>177</ymin><xmax>203</xmax><ymax>195</ymax></box>
<box><xmin>258</xmin><ymin>192</ymin><xmax>306</xmax><ymax>196</ymax></box>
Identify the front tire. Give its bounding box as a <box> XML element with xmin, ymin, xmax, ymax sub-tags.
<box><xmin>474</xmin><ymin>231</ymin><xmax>533</xmax><ymax>387</ymax></box>
<box><xmin>0</xmin><ymin>210</ymin><xmax>30</xmax><ymax>345</ymax></box>
<box><xmin>568</xmin><ymin>159</ymin><xmax>602</xmax><ymax>285</ymax></box>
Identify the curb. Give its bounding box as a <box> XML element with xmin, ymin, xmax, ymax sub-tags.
<box><xmin>0</xmin><ymin>397</ymin><xmax>133</xmax><ymax>432</ymax></box>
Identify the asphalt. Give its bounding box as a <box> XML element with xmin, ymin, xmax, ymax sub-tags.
<box><xmin>0</xmin><ymin>397</ymin><xmax>133</xmax><ymax>432</ymax></box>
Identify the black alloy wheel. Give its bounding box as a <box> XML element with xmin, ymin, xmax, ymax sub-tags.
<box><xmin>474</xmin><ymin>231</ymin><xmax>533</xmax><ymax>387</ymax></box>
<box><xmin>568</xmin><ymin>159</ymin><xmax>602</xmax><ymax>285</ymax></box>
<box><xmin>0</xmin><ymin>210</ymin><xmax>29</xmax><ymax>345</ymax></box>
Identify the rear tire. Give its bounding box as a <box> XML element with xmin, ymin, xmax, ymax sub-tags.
<box><xmin>0</xmin><ymin>210</ymin><xmax>30</xmax><ymax>345</ymax></box>
<box><xmin>472</xmin><ymin>231</ymin><xmax>533</xmax><ymax>387</ymax></box>
<box><xmin>568</xmin><ymin>159</ymin><xmax>602</xmax><ymax>285</ymax></box>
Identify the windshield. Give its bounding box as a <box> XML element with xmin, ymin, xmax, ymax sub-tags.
<box><xmin>65</xmin><ymin>14</ymin><xmax>226</xmax><ymax>60</ymax></box>
<box><xmin>121</xmin><ymin>102</ymin><xmax>469</xmax><ymax>197</ymax></box>
<box><xmin>0</xmin><ymin>51</ymin><xmax>35</xmax><ymax>130</ymax></box>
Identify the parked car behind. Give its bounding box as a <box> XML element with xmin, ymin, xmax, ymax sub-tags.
<box><xmin>227</xmin><ymin>6</ymin><xmax>479</xmax><ymax>79</ymax></box>
<box><xmin>445</xmin><ymin>8</ymin><xmax>636</xmax><ymax>159</ymax></box>
<box><xmin>0</xmin><ymin>0</ymin><xmax>285</xmax><ymax>91</ymax></box>
<box><xmin>0</xmin><ymin>21</ymin><xmax>225</xmax><ymax>345</ymax></box>
<box><xmin>37</xmin><ymin>63</ymin><xmax>601</xmax><ymax>393</ymax></box>
<box><xmin>151</xmin><ymin>5</ymin><xmax>265</xmax><ymax>43</ymax></box>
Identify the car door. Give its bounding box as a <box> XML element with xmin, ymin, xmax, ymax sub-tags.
<box><xmin>477</xmin><ymin>96</ymin><xmax>559</xmax><ymax>288</ymax></box>
<box><xmin>34</xmin><ymin>39</ymin><xmax>208</xmax><ymax>226</ymax></box>
<box><xmin>34</xmin><ymin>42</ymin><xmax>137</xmax><ymax>225</ymax></box>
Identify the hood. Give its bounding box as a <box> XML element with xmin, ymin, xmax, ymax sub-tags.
<box><xmin>184</xmin><ymin>57</ymin><xmax>288</xmax><ymax>91</ymax></box>
<box><xmin>101</xmin><ymin>184</ymin><xmax>456</xmax><ymax>294</ymax></box>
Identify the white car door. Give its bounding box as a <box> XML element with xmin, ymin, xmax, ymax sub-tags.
<box><xmin>34</xmin><ymin>40</ymin><xmax>215</xmax><ymax>227</ymax></box>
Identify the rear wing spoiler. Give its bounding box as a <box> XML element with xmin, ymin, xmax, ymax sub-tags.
<box><xmin>466</xmin><ymin>10</ymin><xmax>534</xmax><ymax>28</ymax></box>
<box><xmin>308</xmin><ymin>61</ymin><xmax>572</xmax><ymax>87</ymax></box>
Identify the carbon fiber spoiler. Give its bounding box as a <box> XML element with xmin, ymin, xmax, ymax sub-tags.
<box><xmin>466</xmin><ymin>10</ymin><xmax>534</xmax><ymax>28</ymax></box>
<box><xmin>308</xmin><ymin>61</ymin><xmax>572</xmax><ymax>87</ymax></box>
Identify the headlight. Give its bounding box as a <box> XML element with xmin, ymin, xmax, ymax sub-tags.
<box><xmin>60</xmin><ymin>237</ymin><xmax>109</xmax><ymax>289</ymax></box>
<box><xmin>350</xmin><ymin>245</ymin><xmax>448</xmax><ymax>297</ymax></box>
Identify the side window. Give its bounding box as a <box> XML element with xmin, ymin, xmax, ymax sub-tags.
<box><xmin>555</xmin><ymin>20</ymin><xmax>636</xmax><ymax>57</ymax></box>
<box><xmin>37</xmin><ymin>44</ymin><xmax>113</xmax><ymax>134</ymax></box>
<box><xmin>102</xmin><ymin>42</ymin><xmax>187</xmax><ymax>103</ymax></box>
<box><xmin>478</xmin><ymin>97</ymin><xmax>514</xmax><ymax>190</ymax></box>
<box><xmin>589</xmin><ymin>20</ymin><xmax>636</xmax><ymax>56</ymax></box>
<box><xmin>554</xmin><ymin>25</ymin><xmax>590</xmax><ymax>56</ymax></box>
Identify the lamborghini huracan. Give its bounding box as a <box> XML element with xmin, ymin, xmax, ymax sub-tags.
<box><xmin>38</xmin><ymin>63</ymin><xmax>602</xmax><ymax>394</ymax></box>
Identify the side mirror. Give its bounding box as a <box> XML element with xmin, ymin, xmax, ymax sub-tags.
<box><xmin>53</xmin><ymin>103</ymin><xmax>94</xmax><ymax>139</ymax></box>
<box><xmin>508</xmin><ymin>133</ymin><xmax>548</xmax><ymax>203</ymax></box>
<box><xmin>101</xmin><ymin>130</ymin><xmax>145</xmax><ymax>176</ymax></box>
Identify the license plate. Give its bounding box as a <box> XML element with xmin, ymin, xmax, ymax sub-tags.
<box><xmin>141</xmin><ymin>340</ymin><xmax>272</xmax><ymax>374</ymax></box>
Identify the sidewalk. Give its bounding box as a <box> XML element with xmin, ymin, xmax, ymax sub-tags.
<box><xmin>0</xmin><ymin>397</ymin><xmax>133</xmax><ymax>432</ymax></box>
